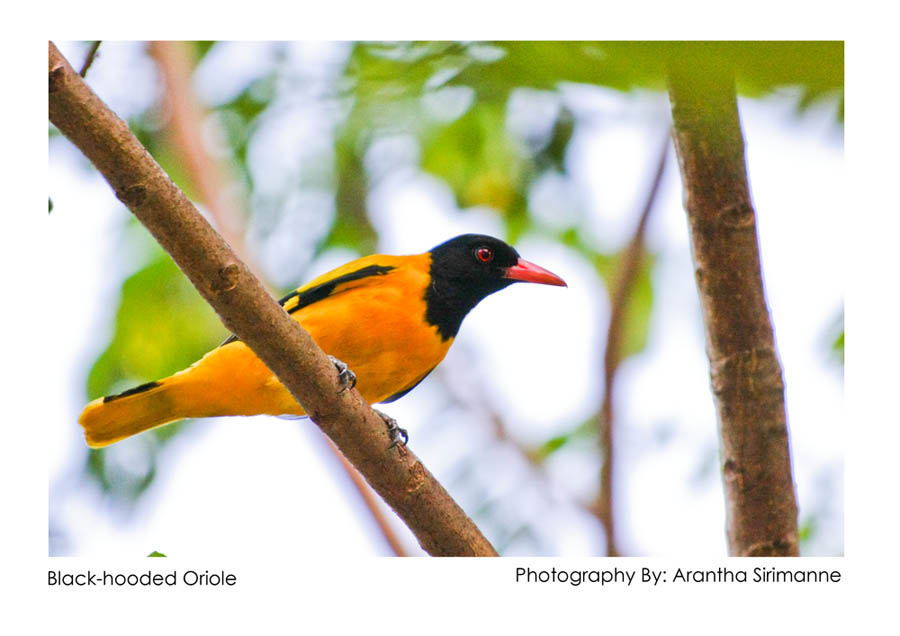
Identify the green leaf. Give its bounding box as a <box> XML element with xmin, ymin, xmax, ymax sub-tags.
<box><xmin>798</xmin><ymin>516</ymin><xmax>817</xmax><ymax>545</ymax></box>
<box><xmin>325</xmin><ymin>136</ymin><xmax>378</xmax><ymax>255</ymax></box>
<box><xmin>450</xmin><ymin>42</ymin><xmax>842</xmax><ymax>112</ymax></box>
<box><xmin>620</xmin><ymin>253</ymin><xmax>656</xmax><ymax>358</ymax></box>
<box><xmin>347</xmin><ymin>42</ymin><xmax>470</xmax><ymax>103</ymax></box>
<box><xmin>828</xmin><ymin>308</ymin><xmax>844</xmax><ymax>366</ymax></box>
<box><xmin>148</xmin><ymin>550</ymin><xmax>167</xmax><ymax>557</ymax></box>
<box><xmin>532</xmin><ymin>418</ymin><xmax>597</xmax><ymax>461</ymax></box>
<box><xmin>191</xmin><ymin>41</ymin><xmax>216</xmax><ymax>60</ymax></box>
<box><xmin>82</xmin><ymin>233</ymin><xmax>226</xmax><ymax>502</ymax></box>
<box><xmin>534</xmin><ymin>434</ymin><xmax>572</xmax><ymax>461</ymax></box>
<box><xmin>535</xmin><ymin>106</ymin><xmax>575</xmax><ymax>173</ymax></box>
<box><xmin>421</xmin><ymin>102</ymin><xmax>528</xmax><ymax>216</ymax></box>
<box><xmin>86</xmin><ymin>247</ymin><xmax>224</xmax><ymax>400</ymax></box>
<box><xmin>217</xmin><ymin>73</ymin><xmax>277</xmax><ymax>169</ymax></box>
<box><xmin>832</xmin><ymin>329</ymin><xmax>844</xmax><ymax>364</ymax></box>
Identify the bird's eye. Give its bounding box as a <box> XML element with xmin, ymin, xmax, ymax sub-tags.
<box><xmin>475</xmin><ymin>247</ymin><xmax>494</xmax><ymax>263</ymax></box>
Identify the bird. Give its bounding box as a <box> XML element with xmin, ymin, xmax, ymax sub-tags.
<box><xmin>79</xmin><ymin>234</ymin><xmax>566</xmax><ymax>448</ymax></box>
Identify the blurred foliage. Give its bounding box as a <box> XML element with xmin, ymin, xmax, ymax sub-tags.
<box><xmin>532</xmin><ymin>418</ymin><xmax>596</xmax><ymax>462</ymax></box>
<box><xmin>328</xmin><ymin>133</ymin><xmax>379</xmax><ymax>254</ymax></box>
<box><xmin>422</xmin><ymin>101</ymin><xmax>531</xmax><ymax>239</ymax></box>
<box><xmin>828</xmin><ymin>308</ymin><xmax>844</xmax><ymax>367</ymax></box>
<box><xmin>798</xmin><ymin>515</ymin><xmax>816</xmax><ymax>545</ymax></box>
<box><xmin>58</xmin><ymin>40</ymin><xmax>843</xmax><ymax>554</ymax></box>
<box><xmin>84</xmin><ymin>234</ymin><xmax>224</xmax><ymax>504</ymax></box>
<box><xmin>148</xmin><ymin>551</ymin><xmax>167</xmax><ymax>557</ymax></box>
<box><xmin>349</xmin><ymin>41</ymin><xmax>843</xmax><ymax>119</ymax></box>
<box><xmin>833</xmin><ymin>329</ymin><xmax>845</xmax><ymax>365</ymax></box>
<box><xmin>86</xmin><ymin>247</ymin><xmax>223</xmax><ymax>400</ymax></box>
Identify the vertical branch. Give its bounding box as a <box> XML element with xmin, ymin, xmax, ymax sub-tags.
<box><xmin>147</xmin><ymin>40</ymin><xmax>410</xmax><ymax>556</ymax></box>
<box><xmin>666</xmin><ymin>60</ymin><xmax>799</xmax><ymax>556</ymax></box>
<box><xmin>595</xmin><ymin>134</ymin><xmax>669</xmax><ymax>557</ymax></box>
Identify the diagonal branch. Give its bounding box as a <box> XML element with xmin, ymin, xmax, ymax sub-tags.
<box><xmin>49</xmin><ymin>41</ymin><xmax>496</xmax><ymax>557</ymax></box>
<box><xmin>324</xmin><ymin>438</ymin><xmax>412</xmax><ymax>556</ymax></box>
<box><xmin>79</xmin><ymin>41</ymin><xmax>101</xmax><ymax>77</ymax></box>
<box><xmin>147</xmin><ymin>40</ymin><xmax>409</xmax><ymax>556</ymax></box>
<box><xmin>667</xmin><ymin>58</ymin><xmax>798</xmax><ymax>556</ymax></box>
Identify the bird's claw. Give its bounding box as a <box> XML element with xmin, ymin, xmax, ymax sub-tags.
<box><xmin>374</xmin><ymin>409</ymin><xmax>408</xmax><ymax>448</ymax></box>
<box><xmin>329</xmin><ymin>355</ymin><xmax>357</xmax><ymax>393</ymax></box>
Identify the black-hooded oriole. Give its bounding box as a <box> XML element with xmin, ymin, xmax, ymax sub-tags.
<box><xmin>79</xmin><ymin>234</ymin><xmax>566</xmax><ymax>447</ymax></box>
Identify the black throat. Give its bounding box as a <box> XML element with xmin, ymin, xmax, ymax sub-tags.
<box><xmin>423</xmin><ymin>259</ymin><xmax>514</xmax><ymax>341</ymax></box>
<box><xmin>420</xmin><ymin>234</ymin><xmax>523</xmax><ymax>341</ymax></box>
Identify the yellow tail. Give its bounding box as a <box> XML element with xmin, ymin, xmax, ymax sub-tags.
<box><xmin>79</xmin><ymin>340</ymin><xmax>304</xmax><ymax>447</ymax></box>
<box><xmin>79</xmin><ymin>376</ymin><xmax>191</xmax><ymax>448</ymax></box>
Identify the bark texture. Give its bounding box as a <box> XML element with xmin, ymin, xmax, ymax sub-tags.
<box><xmin>147</xmin><ymin>40</ymin><xmax>410</xmax><ymax>556</ymax></box>
<box><xmin>667</xmin><ymin>62</ymin><xmax>799</xmax><ymax>556</ymax></box>
<box><xmin>49</xmin><ymin>42</ymin><xmax>496</xmax><ymax>557</ymax></box>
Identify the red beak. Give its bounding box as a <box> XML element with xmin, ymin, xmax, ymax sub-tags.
<box><xmin>503</xmin><ymin>258</ymin><xmax>567</xmax><ymax>287</ymax></box>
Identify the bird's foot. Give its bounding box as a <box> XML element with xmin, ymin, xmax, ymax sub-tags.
<box><xmin>374</xmin><ymin>409</ymin><xmax>408</xmax><ymax>448</ymax></box>
<box><xmin>329</xmin><ymin>355</ymin><xmax>357</xmax><ymax>393</ymax></box>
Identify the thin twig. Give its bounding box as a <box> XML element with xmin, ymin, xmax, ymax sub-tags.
<box><xmin>595</xmin><ymin>133</ymin><xmax>670</xmax><ymax>557</ymax></box>
<box><xmin>79</xmin><ymin>41</ymin><xmax>101</xmax><ymax>77</ymax></box>
<box><xmin>146</xmin><ymin>42</ymin><xmax>251</xmax><ymax>267</ymax></box>
<box><xmin>325</xmin><ymin>439</ymin><xmax>411</xmax><ymax>556</ymax></box>
<box><xmin>436</xmin><ymin>360</ymin><xmax>600</xmax><ymax>522</ymax></box>
<box><xmin>146</xmin><ymin>41</ymin><xmax>410</xmax><ymax>556</ymax></box>
<box><xmin>49</xmin><ymin>41</ymin><xmax>497</xmax><ymax>557</ymax></box>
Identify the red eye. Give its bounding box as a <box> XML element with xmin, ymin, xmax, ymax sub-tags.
<box><xmin>476</xmin><ymin>247</ymin><xmax>494</xmax><ymax>263</ymax></box>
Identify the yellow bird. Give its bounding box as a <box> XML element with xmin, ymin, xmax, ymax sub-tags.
<box><xmin>79</xmin><ymin>234</ymin><xmax>566</xmax><ymax>447</ymax></box>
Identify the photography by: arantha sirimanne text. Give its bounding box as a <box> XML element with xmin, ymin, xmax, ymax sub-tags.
<box><xmin>514</xmin><ymin>566</ymin><xmax>842</xmax><ymax>586</ymax></box>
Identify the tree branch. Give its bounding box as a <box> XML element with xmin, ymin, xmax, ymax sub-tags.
<box><xmin>324</xmin><ymin>438</ymin><xmax>411</xmax><ymax>556</ymax></box>
<box><xmin>666</xmin><ymin>60</ymin><xmax>799</xmax><ymax>556</ymax></box>
<box><xmin>49</xmin><ymin>41</ymin><xmax>496</xmax><ymax>557</ymax></box>
<box><xmin>595</xmin><ymin>133</ymin><xmax>670</xmax><ymax>557</ymax></box>
<box><xmin>437</xmin><ymin>360</ymin><xmax>603</xmax><ymax>540</ymax></box>
<box><xmin>146</xmin><ymin>41</ymin><xmax>410</xmax><ymax>556</ymax></box>
<box><xmin>146</xmin><ymin>41</ymin><xmax>250</xmax><ymax>265</ymax></box>
<box><xmin>79</xmin><ymin>41</ymin><xmax>101</xmax><ymax>77</ymax></box>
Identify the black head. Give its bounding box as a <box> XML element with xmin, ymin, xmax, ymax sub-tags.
<box><xmin>424</xmin><ymin>234</ymin><xmax>566</xmax><ymax>340</ymax></box>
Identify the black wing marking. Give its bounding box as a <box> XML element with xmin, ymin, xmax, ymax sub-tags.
<box><xmin>102</xmin><ymin>380</ymin><xmax>161</xmax><ymax>403</ymax></box>
<box><xmin>220</xmin><ymin>264</ymin><xmax>395</xmax><ymax>347</ymax></box>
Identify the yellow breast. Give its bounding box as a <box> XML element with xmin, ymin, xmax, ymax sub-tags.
<box><xmin>181</xmin><ymin>252</ymin><xmax>451</xmax><ymax>417</ymax></box>
<box><xmin>293</xmin><ymin>255</ymin><xmax>452</xmax><ymax>406</ymax></box>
